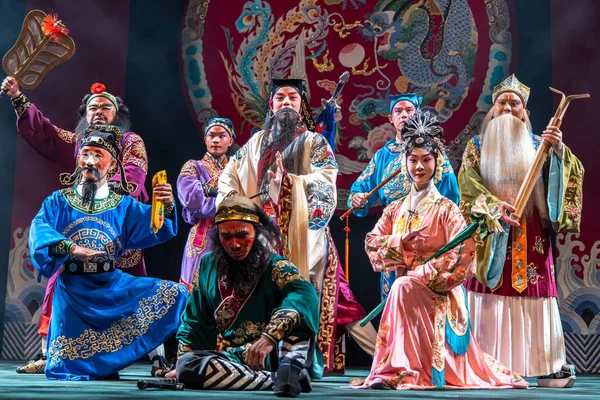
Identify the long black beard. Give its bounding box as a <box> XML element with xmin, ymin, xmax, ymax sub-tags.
<box><xmin>210</xmin><ymin>229</ymin><xmax>271</xmax><ymax>292</ymax></box>
<box><xmin>81</xmin><ymin>180</ymin><xmax>99</xmax><ymax>209</ymax></box>
<box><xmin>80</xmin><ymin>167</ymin><xmax>102</xmax><ymax>209</ymax></box>
<box><xmin>263</xmin><ymin>107</ymin><xmax>302</xmax><ymax>133</ymax></box>
<box><xmin>258</xmin><ymin>108</ymin><xmax>306</xmax><ymax>190</ymax></box>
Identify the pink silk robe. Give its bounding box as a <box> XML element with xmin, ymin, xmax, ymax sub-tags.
<box><xmin>359</xmin><ymin>184</ymin><xmax>528</xmax><ymax>390</ymax></box>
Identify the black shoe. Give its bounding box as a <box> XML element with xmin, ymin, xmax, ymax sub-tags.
<box><xmin>274</xmin><ymin>363</ymin><xmax>303</xmax><ymax>398</ymax></box>
<box><xmin>151</xmin><ymin>355</ymin><xmax>173</xmax><ymax>378</ymax></box>
<box><xmin>298</xmin><ymin>368</ymin><xmax>312</xmax><ymax>393</ymax></box>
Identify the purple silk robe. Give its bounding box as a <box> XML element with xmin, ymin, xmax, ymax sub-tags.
<box><xmin>177</xmin><ymin>154</ymin><xmax>227</xmax><ymax>290</ymax></box>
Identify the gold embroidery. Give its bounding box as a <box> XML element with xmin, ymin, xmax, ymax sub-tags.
<box><xmin>179</xmin><ymin>160</ymin><xmax>197</xmax><ymax>177</ymax></box>
<box><xmin>12</xmin><ymin>93</ymin><xmax>32</xmax><ymax>116</ymax></box>
<box><xmin>47</xmin><ymin>281</ymin><xmax>186</xmax><ymax>367</ymax></box>
<box><xmin>277</xmin><ymin>174</ymin><xmax>294</xmax><ymax>260</ymax></box>
<box><xmin>272</xmin><ymin>260</ymin><xmax>305</xmax><ymax>289</ymax></box>
<box><xmin>231</xmin><ymin>320</ymin><xmax>267</xmax><ymax>346</ymax></box>
<box><xmin>177</xmin><ymin>341</ymin><xmax>193</xmax><ymax>358</ymax></box>
<box><xmin>164</xmin><ymin>201</ymin><xmax>175</xmax><ymax>218</ymax></box>
<box><xmin>186</xmin><ymin>225</ymin><xmax>204</xmax><ymax>258</ymax></box>
<box><xmin>215</xmin><ymin>283</ymin><xmax>256</xmax><ymax>334</ymax></box>
<box><xmin>49</xmin><ymin>240</ymin><xmax>75</xmax><ymax>256</ymax></box>
<box><xmin>431</xmin><ymin>294</ymin><xmax>447</xmax><ymax>375</ymax></box>
<box><xmin>201</xmin><ymin>153</ymin><xmax>228</xmax><ymax>187</ymax></box>
<box><xmin>563</xmin><ymin>170</ymin><xmax>583</xmax><ymax>224</ymax></box>
<box><xmin>67</xmin><ymin>228</ymin><xmax>117</xmax><ymax>261</ymax></box>
<box><xmin>262</xmin><ymin>309</ymin><xmax>299</xmax><ymax>345</ymax></box>
<box><xmin>460</xmin><ymin>138</ymin><xmax>480</xmax><ymax>171</ymax></box>
<box><xmin>375</xmin><ymin>321</ymin><xmax>390</xmax><ymax>350</ymax></box>
<box><xmin>527</xmin><ymin>263</ymin><xmax>544</xmax><ymax>285</ymax></box>
<box><xmin>122</xmin><ymin>134</ymin><xmax>148</xmax><ymax>173</ymax></box>
<box><xmin>333</xmin><ymin>336</ymin><xmax>345</xmax><ymax>373</ymax></box>
<box><xmin>62</xmin><ymin>187</ymin><xmax>123</xmax><ymax>214</ymax></box>
<box><xmin>533</xmin><ymin>236</ymin><xmax>545</xmax><ymax>254</ymax></box>
<box><xmin>61</xmin><ymin>216</ymin><xmax>123</xmax><ymax>251</ymax></box>
<box><xmin>53</xmin><ymin>125</ymin><xmax>77</xmax><ymax>144</ymax></box>
<box><xmin>317</xmin><ymin>231</ymin><xmax>339</xmax><ymax>370</ymax></box>
<box><xmin>511</xmin><ymin>218</ymin><xmax>527</xmax><ymax>292</ymax></box>
<box><xmin>115</xmin><ymin>249</ymin><xmax>142</xmax><ymax>270</ymax></box>
<box><xmin>191</xmin><ymin>264</ymin><xmax>201</xmax><ymax>292</ymax></box>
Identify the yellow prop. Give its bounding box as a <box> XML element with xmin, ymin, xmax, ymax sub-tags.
<box><xmin>151</xmin><ymin>170</ymin><xmax>167</xmax><ymax>233</ymax></box>
<box><xmin>2</xmin><ymin>10</ymin><xmax>76</xmax><ymax>90</ymax></box>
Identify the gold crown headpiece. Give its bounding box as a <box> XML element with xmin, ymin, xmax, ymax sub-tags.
<box><xmin>215</xmin><ymin>204</ymin><xmax>260</xmax><ymax>224</ymax></box>
<box><xmin>492</xmin><ymin>74</ymin><xmax>531</xmax><ymax>106</ymax></box>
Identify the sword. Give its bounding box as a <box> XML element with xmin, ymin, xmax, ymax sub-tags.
<box><xmin>323</xmin><ymin>71</ymin><xmax>349</xmax><ymax>107</ymax></box>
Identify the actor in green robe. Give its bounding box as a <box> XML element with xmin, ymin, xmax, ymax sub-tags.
<box><xmin>459</xmin><ymin>75</ymin><xmax>584</xmax><ymax>387</ymax></box>
<box><xmin>175</xmin><ymin>195</ymin><xmax>319</xmax><ymax>397</ymax></box>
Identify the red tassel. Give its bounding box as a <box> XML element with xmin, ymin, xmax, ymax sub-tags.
<box><xmin>42</xmin><ymin>13</ymin><xmax>69</xmax><ymax>40</ymax></box>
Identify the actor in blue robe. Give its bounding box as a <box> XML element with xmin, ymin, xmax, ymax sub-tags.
<box><xmin>28</xmin><ymin>124</ymin><xmax>187</xmax><ymax>380</ymax></box>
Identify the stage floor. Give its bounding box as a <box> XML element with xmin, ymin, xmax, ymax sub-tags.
<box><xmin>1</xmin><ymin>361</ymin><xmax>599</xmax><ymax>399</ymax></box>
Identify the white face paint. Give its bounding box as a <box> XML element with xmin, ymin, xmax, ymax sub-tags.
<box><xmin>81</xmin><ymin>152</ymin><xmax>103</xmax><ymax>166</ymax></box>
<box><xmin>77</xmin><ymin>146</ymin><xmax>113</xmax><ymax>185</ymax></box>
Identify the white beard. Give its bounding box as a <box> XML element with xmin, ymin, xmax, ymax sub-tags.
<box><xmin>479</xmin><ymin>113</ymin><xmax>548</xmax><ymax>221</ymax></box>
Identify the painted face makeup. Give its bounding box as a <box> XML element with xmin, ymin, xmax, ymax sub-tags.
<box><xmin>204</xmin><ymin>125</ymin><xmax>233</xmax><ymax>158</ymax></box>
<box><xmin>86</xmin><ymin>97</ymin><xmax>117</xmax><ymax>125</ymax></box>
<box><xmin>407</xmin><ymin>147</ymin><xmax>435</xmax><ymax>190</ymax></box>
<box><xmin>77</xmin><ymin>146</ymin><xmax>113</xmax><ymax>183</ymax></box>
<box><xmin>492</xmin><ymin>92</ymin><xmax>525</xmax><ymax>120</ymax></box>
<box><xmin>217</xmin><ymin>220</ymin><xmax>257</xmax><ymax>261</ymax></box>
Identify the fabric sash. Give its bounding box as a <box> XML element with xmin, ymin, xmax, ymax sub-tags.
<box><xmin>214</xmin><ymin>278</ymin><xmax>257</xmax><ymax>335</ymax></box>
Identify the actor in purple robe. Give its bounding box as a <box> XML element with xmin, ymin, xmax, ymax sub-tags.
<box><xmin>177</xmin><ymin>118</ymin><xmax>236</xmax><ymax>290</ymax></box>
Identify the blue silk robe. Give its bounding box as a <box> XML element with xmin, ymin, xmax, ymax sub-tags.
<box><xmin>29</xmin><ymin>187</ymin><xmax>188</xmax><ymax>380</ymax></box>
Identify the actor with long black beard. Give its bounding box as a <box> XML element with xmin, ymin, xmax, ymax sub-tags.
<box><xmin>174</xmin><ymin>195</ymin><xmax>319</xmax><ymax>397</ymax></box>
<box><xmin>218</xmin><ymin>79</ymin><xmax>377</xmax><ymax>375</ymax></box>
<box><xmin>1</xmin><ymin>77</ymin><xmax>166</xmax><ymax>374</ymax></box>
<box><xmin>27</xmin><ymin>124</ymin><xmax>187</xmax><ymax>380</ymax></box>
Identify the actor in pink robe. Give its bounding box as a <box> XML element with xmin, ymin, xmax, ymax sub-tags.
<box><xmin>353</xmin><ymin>110</ymin><xmax>528</xmax><ymax>390</ymax></box>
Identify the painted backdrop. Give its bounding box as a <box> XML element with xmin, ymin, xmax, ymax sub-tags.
<box><xmin>0</xmin><ymin>0</ymin><xmax>598</xmax><ymax>370</ymax></box>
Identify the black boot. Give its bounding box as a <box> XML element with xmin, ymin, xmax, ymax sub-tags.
<box><xmin>298</xmin><ymin>368</ymin><xmax>312</xmax><ymax>393</ymax></box>
<box><xmin>274</xmin><ymin>363</ymin><xmax>303</xmax><ymax>397</ymax></box>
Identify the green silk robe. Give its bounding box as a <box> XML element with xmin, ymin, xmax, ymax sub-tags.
<box><xmin>458</xmin><ymin>135</ymin><xmax>584</xmax><ymax>290</ymax></box>
<box><xmin>177</xmin><ymin>251</ymin><xmax>320</xmax><ymax>368</ymax></box>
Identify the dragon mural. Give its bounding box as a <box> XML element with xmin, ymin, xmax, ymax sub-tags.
<box><xmin>180</xmin><ymin>0</ymin><xmax>512</xmax><ymax>187</ymax></box>
<box><xmin>220</xmin><ymin>0</ymin><xmax>331</xmax><ymax>132</ymax></box>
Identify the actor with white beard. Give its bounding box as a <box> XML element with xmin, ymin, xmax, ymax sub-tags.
<box><xmin>458</xmin><ymin>75</ymin><xmax>584</xmax><ymax>388</ymax></box>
